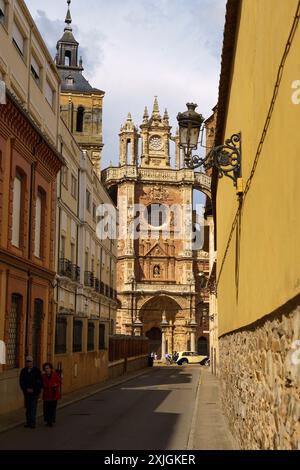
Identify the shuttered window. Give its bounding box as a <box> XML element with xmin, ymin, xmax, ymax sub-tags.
<box><xmin>45</xmin><ymin>80</ymin><xmax>54</xmax><ymax>108</ymax></box>
<box><xmin>73</xmin><ymin>320</ymin><xmax>83</xmax><ymax>353</ymax></box>
<box><xmin>31</xmin><ymin>55</ymin><xmax>40</xmax><ymax>82</ymax></box>
<box><xmin>13</xmin><ymin>22</ymin><xmax>24</xmax><ymax>56</ymax></box>
<box><xmin>55</xmin><ymin>318</ymin><xmax>67</xmax><ymax>355</ymax></box>
<box><xmin>99</xmin><ymin>324</ymin><xmax>105</xmax><ymax>350</ymax></box>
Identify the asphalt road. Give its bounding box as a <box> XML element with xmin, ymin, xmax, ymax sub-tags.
<box><xmin>0</xmin><ymin>366</ymin><xmax>201</xmax><ymax>450</ymax></box>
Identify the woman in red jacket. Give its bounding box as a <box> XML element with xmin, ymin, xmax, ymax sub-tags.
<box><xmin>42</xmin><ymin>363</ymin><xmax>61</xmax><ymax>427</ymax></box>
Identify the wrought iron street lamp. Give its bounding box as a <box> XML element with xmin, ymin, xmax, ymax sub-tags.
<box><xmin>177</xmin><ymin>103</ymin><xmax>243</xmax><ymax>194</ymax></box>
<box><xmin>202</xmin><ymin>306</ymin><xmax>216</xmax><ymax>322</ymax></box>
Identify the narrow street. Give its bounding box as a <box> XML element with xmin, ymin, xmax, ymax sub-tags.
<box><xmin>0</xmin><ymin>366</ymin><xmax>202</xmax><ymax>451</ymax></box>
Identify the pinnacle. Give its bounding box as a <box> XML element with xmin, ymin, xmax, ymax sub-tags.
<box><xmin>152</xmin><ymin>96</ymin><xmax>160</xmax><ymax>116</ymax></box>
<box><xmin>65</xmin><ymin>0</ymin><xmax>72</xmax><ymax>27</ymax></box>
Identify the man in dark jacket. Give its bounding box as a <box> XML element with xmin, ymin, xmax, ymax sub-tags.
<box><xmin>19</xmin><ymin>356</ymin><xmax>42</xmax><ymax>428</ymax></box>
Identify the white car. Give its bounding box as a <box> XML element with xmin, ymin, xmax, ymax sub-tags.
<box><xmin>175</xmin><ymin>351</ymin><xmax>208</xmax><ymax>365</ymax></box>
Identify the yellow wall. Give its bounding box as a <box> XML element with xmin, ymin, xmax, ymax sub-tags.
<box><xmin>217</xmin><ymin>0</ymin><xmax>300</xmax><ymax>335</ymax></box>
<box><xmin>0</xmin><ymin>0</ymin><xmax>60</xmax><ymax>146</ymax></box>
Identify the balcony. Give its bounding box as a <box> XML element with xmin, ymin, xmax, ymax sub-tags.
<box><xmin>71</xmin><ymin>265</ymin><xmax>80</xmax><ymax>283</ymax></box>
<box><xmin>84</xmin><ymin>271</ymin><xmax>94</xmax><ymax>288</ymax></box>
<box><xmin>59</xmin><ymin>258</ymin><xmax>72</xmax><ymax>278</ymax></box>
<box><xmin>94</xmin><ymin>278</ymin><xmax>101</xmax><ymax>293</ymax></box>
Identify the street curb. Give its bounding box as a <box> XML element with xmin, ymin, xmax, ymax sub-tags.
<box><xmin>0</xmin><ymin>367</ymin><xmax>159</xmax><ymax>435</ymax></box>
<box><xmin>186</xmin><ymin>369</ymin><xmax>202</xmax><ymax>450</ymax></box>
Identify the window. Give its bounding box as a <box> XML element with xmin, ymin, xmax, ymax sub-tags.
<box><xmin>45</xmin><ymin>80</ymin><xmax>54</xmax><ymax>108</ymax></box>
<box><xmin>92</xmin><ymin>202</ymin><xmax>96</xmax><ymax>222</ymax></box>
<box><xmin>61</xmin><ymin>166</ymin><xmax>68</xmax><ymax>189</ymax></box>
<box><xmin>60</xmin><ymin>235</ymin><xmax>66</xmax><ymax>259</ymax></box>
<box><xmin>73</xmin><ymin>320</ymin><xmax>83</xmax><ymax>353</ymax></box>
<box><xmin>7</xmin><ymin>294</ymin><xmax>22</xmax><ymax>368</ymax></box>
<box><xmin>87</xmin><ymin>322</ymin><xmax>95</xmax><ymax>351</ymax></box>
<box><xmin>71</xmin><ymin>174</ymin><xmax>77</xmax><ymax>198</ymax></box>
<box><xmin>85</xmin><ymin>251</ymin><xmax>89</xmax><ymax>271</ymax></box>
<box><xmin>13</xmin><ymin>22</ymin><xmax>25</xmax><ymax>56</ymax></box>
<box><xmin>86</xmin><ymin>190</ymin><xmax>91</xmax><ymax>212</ymax></box>
<box><xmin>110</xmin><ymin>319</ymin><xmax>114</xmax><ymax>335</ymax></box>
<box><xmin>12</xmin><ymin>172</ymin><xmax>22</xmax><ymax>248</ymax></box>
<box><xmin>99</xmin><ymin>323</ymin><xmax>105</xmax><ymax>350</ymax></box>
<box><xmin>34</xmin><ymin>191</ymin><xmax>43</xmax><ymax>258</ymax></box>
<box><xmin>147</xmin><ymin>204</ymin><xmax>168</xmax><ymax>227</ymax></box>
<box><xmin>55</xmin><ymin>318</ymin><xmax>67</xmax><ymax>354</ymax></box>
<box><xmin>31</xmin><ymin>55</ymin><xmax>40</xmax><ymax>83</ymax></box>
<box><xmin>76</xmin><ymin>106</ymin><xmax>84</xmax><ymax>132</ymax></box>
<box><xmin>65</xmin><ymin>76</ymin><xmax>74</xmax><ymax>86</ymax></box>
<box><xmin>0</xmin><ymin>0</ymin><xmax>6</xmax><ymax>24</ymax></box>
<box><xmin>64</xmin><ymin>51</ymin><xmax>71</xmax><ymax>66</ymax></box>
<box><xmin>91</xmin><ymin>257</ymin><xmax>94</xmax><ymax>274</ymax></box>
<box><xmin>71</xmin><ymin>243</ymin><xmax>75</xmax><ymax>263</ymax></box>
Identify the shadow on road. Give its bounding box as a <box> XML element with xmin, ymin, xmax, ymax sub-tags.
<box><xmin>0</xmin><ymin>366</ymin><xmax>200</xmax><ymax>450</ymax></box>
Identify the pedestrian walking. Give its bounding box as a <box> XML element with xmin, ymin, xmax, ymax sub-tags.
<box><xmin>42</xmin><ymin>363</ymin><xmax>61</xmax><ymax>427</ymax></box>
<box><xmin>19</xmin><ymin>356</ymin><xmax>42</xmax><ymax>429</ymax></box>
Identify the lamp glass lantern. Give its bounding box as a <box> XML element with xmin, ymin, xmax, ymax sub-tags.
<box><xmin>177</xmin><ymin>103</ymin><xmax>204</xmax><ymax>158</ymax></box>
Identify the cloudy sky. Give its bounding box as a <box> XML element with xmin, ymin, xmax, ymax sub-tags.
<box><xmin>26</xmin><ymin>0</ymin><xmax>227</xmax><ymax>168</ymax></box>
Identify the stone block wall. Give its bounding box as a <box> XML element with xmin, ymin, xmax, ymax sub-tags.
<box><xmin>219</xmin><ymin>306</ymin><xmax>300</xmax><ymax>450</ymax></box>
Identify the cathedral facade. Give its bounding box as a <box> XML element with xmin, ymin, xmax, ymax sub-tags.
<box><xmin>103</xmin><ymin>99</ymin><xmax>211</xmax><ymax>357</ymax></box>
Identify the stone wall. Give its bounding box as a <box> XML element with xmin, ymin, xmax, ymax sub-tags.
<box><xmin>219</xmin><ymin>305</ymin><xmax>300</xmax><ymax>450</ymax></box>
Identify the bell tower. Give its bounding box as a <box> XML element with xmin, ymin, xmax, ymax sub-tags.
<box><xmin>56</xmin><ymin>0</ymin><xmax>81</xmax><ymax>71</ymax></box>
<box><xmin>119</xmin><ymin>113</ymin><xmax>139</xmax><ymax>166</ymax></box>
<box><xmin>56</xmin><ymin>0</ymin><xmax>105</xmax><ymax>177</ymax></box>
<box><xmin>140</xmin><ymin>97</ymin><xmax>171</xmax><ymax>168</ymax></box>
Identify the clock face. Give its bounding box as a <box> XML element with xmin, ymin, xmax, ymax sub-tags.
<box><xmin>149</xmin><ymin>135</ymin><xmax>162</xmax><ymax>150</ymax></box>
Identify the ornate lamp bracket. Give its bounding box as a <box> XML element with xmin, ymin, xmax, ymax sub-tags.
<box><xmin>185</xmin><ymin>133</ymin><xmax>242</xmax><ymax>189</ymax></box>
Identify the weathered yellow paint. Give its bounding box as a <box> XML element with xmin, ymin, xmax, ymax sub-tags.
<box><xmin>217</xmin><ymin>0</ymin><xmax>300</xmax><ymax>336</ymax></box>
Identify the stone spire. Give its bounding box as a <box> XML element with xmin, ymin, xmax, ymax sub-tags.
<box><xmin>151</xmin><ymin>96</ymin><xmax>161</xmax><ymax>120</ymax></box>
<box><xmin>143</xmin><ymin>106</ymin><xmax>149</xmax><ymax>124</ymax></box>
<box><xmin>121</xmin><ymin>112</ymin><xmax>136</xmax><ymax>132</ymax></box>
<box><xmin>163</xmin><ymin>108</ymin><xmax>169</xmax><ymax>124</ymax></box>
<box><xmin>65</xmin><ymin>0</ymin><xmax>72</xmax><ymax>30</ymax></box>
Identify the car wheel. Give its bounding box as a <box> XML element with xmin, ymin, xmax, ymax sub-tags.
<box><xmin>180</xmin><ymin>359</ymin><xmax>188</xmax><ymax>365</ymax></box>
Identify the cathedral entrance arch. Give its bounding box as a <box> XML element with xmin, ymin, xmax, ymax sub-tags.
<box><xmin>140</xmin><ymin>295</ymin><xmax>184</xmax><ymax>357</ymax></box>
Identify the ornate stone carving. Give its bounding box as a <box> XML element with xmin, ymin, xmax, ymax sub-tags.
<box><xmin>145</xmin><ymin>185</ymin><xmax>169</xmax><ymax>202</ymax></box>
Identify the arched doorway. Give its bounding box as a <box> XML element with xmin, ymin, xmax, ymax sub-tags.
<box><xmin>146</xmin><ymin>327</ymin><xmax>162</xmax><ymax>357</ymax></box>
<box><xmin>140</xmin><ymin>295</ymin><xmax>183</xmax><ymax>356</ymax></box>
<box><xmin>198</xmin><ymin>336</ymin><xmax>208</xmax><ymax>356</ymax></box>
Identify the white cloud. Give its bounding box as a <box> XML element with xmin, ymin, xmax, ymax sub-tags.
<box><xmin>25</xmin><ymin>0</ymin><xmax>226</xmax><ymax>168</ymax></box>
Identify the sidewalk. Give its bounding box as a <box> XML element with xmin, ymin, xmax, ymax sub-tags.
<box><xmin>0</xmin><ymin>367</ymin><xmax>155</xmax><ymax>434</ymax></box>
<box><xmin>189</xmin><ymin>368</ymin><xmax>239</xmax><ymax>450</ymax></box>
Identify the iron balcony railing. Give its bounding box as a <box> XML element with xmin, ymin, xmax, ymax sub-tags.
<box><xmin>84</xmin><ymin>271</ymin><xmax>94</xmax><ymax>288</ymax></box>
<box><xmin>59</xmin><ymin>258</ymin><xmax>72</xmax><ymax>278</ymax></box>
<box><xmin>94</xmin><ymin>278</ymin><xmax>101</xmax><ymax>293</ymax></box>
<box><xmin>59</xmin><ymin>259</ymin><xmax>80</xmax><ymax>283</ymax></box>
<box><xmin>71</xmin><ymin>264</ymin><xmax>80</xmax><ymax>283</ymax></box>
